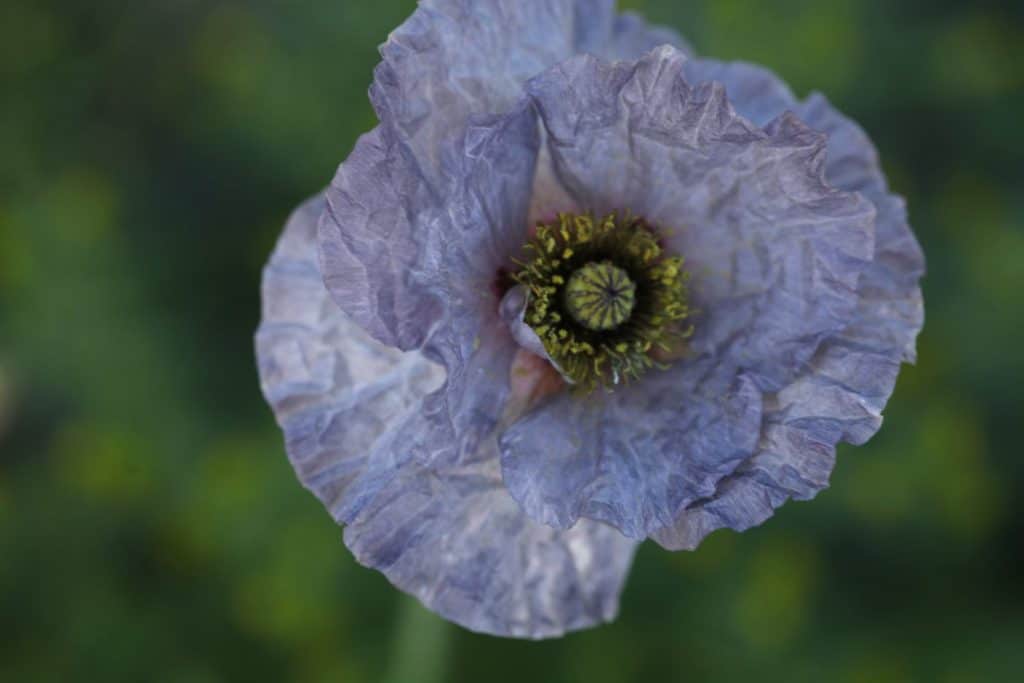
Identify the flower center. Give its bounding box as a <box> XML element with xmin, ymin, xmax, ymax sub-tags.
<box><xmin>564</xmin><ymin>261</ymin><xmax>636</xmax><ymax>331</ymax></box>
<box><xmin>512</xmin><ymin>211</ymin><xmax>692</xmax><ymax>392</ymax></box>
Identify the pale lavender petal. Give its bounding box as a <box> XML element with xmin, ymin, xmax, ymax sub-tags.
<box><xmin>344</xmin><ymin>440</ymin><xmax>638</xmax><ymax>639</ymax></box>
<box><xmin>499</xmin><ymin>285</ymin><xmax>550</xmax><ymax>362</ymax></box>
<box><xmin>683</xmin><ymin>59</ymin><xmax>797</xmax><ymax>127</ymax></box>
<box><xmin>500</xmin><ymin>361</ymin><xmax>762</xmax><ymax>539</ymax></box>
<box><xmin>258</xmin><ymin>198</ymin><xmax>637</xmax><ymax>637</ymax></box>
<box><xmin>371</xmin><ymin>0</ymin><xmax>609</xmax><ymax>179</ymax></box>
<box><xmin>320</xmin><ymin>101</ymin><xmax>538</xmax><ymax>359</ymax></box>
<box><xmin>256</xmin><ymin>195</ymin><xmax>445</xmax><ymax>525</ymax></box>
<box><xmin>370</xmin><ymin>1</ymin><xmax>692</xmax><ymax>178</ymax></box>
<box><xmin>794</xmin><ymin>93</ymin><xmax>925</xmax><ymax>365</ymax></box>
<box><xmin>317</xmin><ymin>102</ymin><xmax>542</xmax><ymax>536</ymax></box>
<box><xmin>412</xmin><ymin>104</ymin><xmax>543</xmax><ymax>454</ymax></box>
<box><xmin>323</xmin><ymin>0</ymin><xmax>694</xmax><ymax>349</ymax></box>
<box><xmin>261</xmin><ymin>0</ymin><xmax>927</xmax><ymax>634</ymax></box>
<box><xmin>500</xmin><ymin>46</ymin><xmax>878</xmax><ymax>539</ymax></box>
<box><xmin>319</xmin><ymin>126</ymin><xmax>445</xmax><ymax>350</ymax></box>
<box><xmin>526</xmin><ymin>46</ymin><xmax>877</xmax><ymax>394</ymax></box>
<box><xmin>653</xmin><ymin>64</ymin><xmax>925</xmax><ymax>550</ymax></box>
<box><xmin>684</xmin><ymin>60</ymin><xmax>925</xmax><ymax>363</ymax></box>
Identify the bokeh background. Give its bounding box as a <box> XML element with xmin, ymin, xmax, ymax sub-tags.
<box><xmin>2</xmin><ymin>0</ymin><xmax>1022</xmax><ymax>681</ymax></box>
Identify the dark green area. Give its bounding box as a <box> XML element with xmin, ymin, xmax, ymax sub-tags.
<box><xmin>1</xmin><ymin>1</ymin><xmax>1021</xmax><ymax>681</ymax></box>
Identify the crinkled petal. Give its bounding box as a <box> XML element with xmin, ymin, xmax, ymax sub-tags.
<box><xmin>426</xmin><ymin>104</ymin><xmax>550</xmax><ymax>452</ymax></box>
<box><xmin>684</xmin><ymin>61</ymin><xmax>925</xmax><ymax>355</ymax></box>
<box><xmin>323</xmin><ymin>1</ymin><xmax>693</xmax><ymax>349</ymax></box>
<box><xmin>372</xmin><ymin>0</ymin><xmax>601</xmax><ymax>180</ymax></box>
<box><xmin>526</xmin><ymin>46</ymin><xmax>876</xmax><ymax>394</ymax></box>
<box><xmin>320</xmin><ymin>99</ymin><xmax>538</xmax><ymax>360</ymax></box>
<box><xmin>794</xmin><ymin>93</ymin><xmax>925</xmax><ymax>365</ymax></box>
<box><xmin>319</xmin><ymin>126</ymin><xmax>445</xmax><ymax>350</ymax></box>
<box><xmin>260</xmin><ymin>196</ymin><xmax>493</xmax><ymax>529</ymax></box>
<box><xmin>322</xmin><ymin>100</ymin><xmax>542</xmax><ymax>477</ymax></box>
<box><xmin>500</xmin><ymin>360</ymin><xmax>761</xmax><ymax>539</ymax></box>
<box><xmin>318</xmin><ymin>104</ymin><xmax>543</xmax><ymax>549</ymax></box>
<box><xmin>500</xmin><ymin>46</ymin><xmax>877</xmax><ymax>539</ymax></box>
<box><xmin>683</xmin><ymin>59</ymin><xmax>798</xmax><ymax>128</ymax></box>
<box><xmin>526</xmin><ymin>14</ymin><xmax>694</xmax><ymax>225</ymax></box>
<box><xmin>256</xmin><ymin>195</ymin><xmax>445</xmax><ymax>525</ymax></box>
<box><xmin>653</xmin><ymin>63</ymin><xmax>925</xmax><ymax>551</ymax></box>
<box><xmin>370</xmin><ymin>0</ymin><xmax>691</xmax><ymax>181</ymax></box>
<box><xmin>258</xmin><ymin>198</ymin><xmax>637</xmax><ymax>638</ymax></box>
<box><xmin>344</xmin><ymin>440</ymin><xmax>638</xmax><ymax>639</ymax></box>
<box><xmin>499</xmin><ymin>285</ymin><xmax>550</xmax><ymax>361</ymax></box>
<box><xmin>406</xmin><ymin>104</ymin><xmax>546</xmax><ymax>460</ymax></box>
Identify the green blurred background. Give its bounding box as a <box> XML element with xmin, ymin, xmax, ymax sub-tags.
<box><xmin>1</xmin><ymin>0</ymin><xmax>1022</xmax><ymax>681</ymax></box>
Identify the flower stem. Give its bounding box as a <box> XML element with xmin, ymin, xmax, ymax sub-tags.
<box><xmin>384</xmin><ymin>597</ymin><xmax>451</xmax><ymax>683</ymax></box>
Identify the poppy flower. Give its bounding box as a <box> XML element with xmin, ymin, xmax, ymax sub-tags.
<box><xmin>256</xmin><ymin>0</ymin><xmax>924</xmax><ymax>639</ymax></box>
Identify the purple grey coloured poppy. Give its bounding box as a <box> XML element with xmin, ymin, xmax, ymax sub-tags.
<box><xmin>256</xmin><ymin>0</ymin><xmax>924</xmax><ymax>639</ymax></box>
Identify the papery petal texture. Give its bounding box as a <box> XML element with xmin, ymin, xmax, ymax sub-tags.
<box><xmin>370</xmin><ymin>0</ymin><xmax>692</xmax><ymax>179</ymax></box>
<box><xmin>500</xmin><ymin>360</ymin><xmax>762</xmax><ymax>539</ymax></box>
<box><xmin>345</xmin><ymin>440</ymin><xmax>638</xmax><ymax>639</ymax></box>
<box><xmin>257</xmin><ymin>195</ymin><xmax>638</xmax><ymax>638</ymax></box>
<box><xmin>324</xmin><ymin>0</ymin><xmax>691</xmax><ymax>351</ymax></box>
<box><xmin>500</xmin><ymin>46</ymin><xmax>879</xmax><ymax>540</ymax></box>
<box><xmin>258</xmin><ymin>0</ymin><xmax>925</xmax><ymax>640</ymax></box>
<box><xmin>652</xmin><ymin>61</ymin><xmax>925</xmax><ymax>550</ymax></box>
<box><xmin>257</xmin><ymin>196</ymin><xmax>445</xmax><ymax>525</ymax></box>
<box><xmin>526</xmin><ymin>47</ymin><xmax>876</xmax><ymax>392</ymax></box>
<box><xmin>321</xmin><ymin>101</ymin><xmax>542</xmax><ymax>465</ymax></box>
<box><xmin>318</xmin><ymin>125</ymin><xmax>444</xmax><ymax>351</ymax></box>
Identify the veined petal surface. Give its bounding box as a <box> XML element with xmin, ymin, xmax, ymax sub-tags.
<box><xmin>258</xmin><ymin>194</ymin><xmax>638</xmax><ymax>638</ymax></box>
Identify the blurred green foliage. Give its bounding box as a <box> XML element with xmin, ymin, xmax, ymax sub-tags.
<box><xmin>1</xmin><ymin>1</ymin><xmax>1022</xmax><ymax>681</ymax></box>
